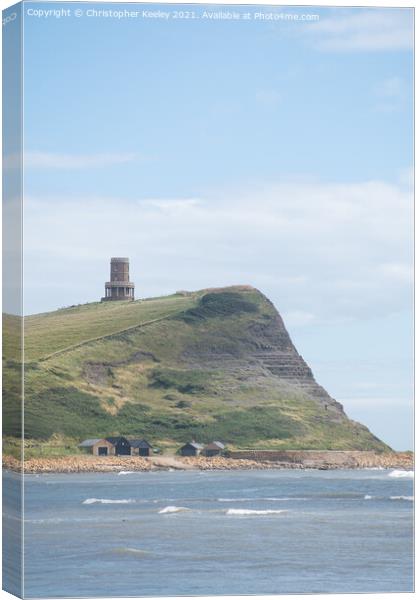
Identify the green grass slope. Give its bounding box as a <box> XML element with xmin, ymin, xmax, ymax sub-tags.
<box><xmin>3</xmin><ymin>287</ymin><xmax>391</xmax><ymax>453</ymax></box>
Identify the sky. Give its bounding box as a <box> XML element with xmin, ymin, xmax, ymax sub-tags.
<box><xmin>16</xmin><ymin>2</ymin><xmax>414</xmax><ymax>449</ymax></box>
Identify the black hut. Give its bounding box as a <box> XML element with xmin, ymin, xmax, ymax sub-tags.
<box><xmin>106</xmin><ymin>436</ymin><xmax>131</xmax><ymax>456</ymax></box>
<box><xmin>130</xmin><ymin>439</ymin><xmax>153</xmax><ymax>457</ymax></box>
<box><xmin>179</xmin><ymin>442</ymin><xmax>204</xmax><ymax>457</ymax></box>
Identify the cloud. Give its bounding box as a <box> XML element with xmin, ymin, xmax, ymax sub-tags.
<box><xmin>23</xmin><ymin>176</ymin><xmax>413</xmax><ymax>321</ymax></box>
<box><xmin>307</xmin><ymin>9</ymin><xmax>413</xmax><ymax>52</ymax></box>
<box><xmin>23</xmin><ymin>151</ymin><xmax>139</xmax><ymax>169</ymax></box>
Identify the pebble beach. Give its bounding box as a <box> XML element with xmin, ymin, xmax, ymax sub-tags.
<box><xmin>3</xmin><ymin>451</ymin><xmax>413</xmax><ymax>474</ymax></box>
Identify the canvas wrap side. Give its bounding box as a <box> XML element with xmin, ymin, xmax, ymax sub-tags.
<box><xmin>3</xmin><ymin>2</ymin><xmax>24</xmax><ymax>597</ymax></box>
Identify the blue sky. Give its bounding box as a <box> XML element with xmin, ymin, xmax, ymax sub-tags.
<box><xmin>19</xmin><ymin>3</ymin><xmax>413</xmax><ymax>449</ymax></box>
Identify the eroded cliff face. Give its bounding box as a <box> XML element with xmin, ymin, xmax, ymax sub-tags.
<box><xmin>246</xmin><ymin>310</ymin><xmax>344</xmax><ymax>411</ymax></box>
<box><xmin>178</xmin><ymin>289</ymin><xmax>345</xmax><ymax>419</ymax></box>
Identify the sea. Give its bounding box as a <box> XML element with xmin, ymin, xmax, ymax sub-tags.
<box><xmin>3</xmin><ymin>468</ymin><xmax>414</xmax><ymax>597</ymax></box>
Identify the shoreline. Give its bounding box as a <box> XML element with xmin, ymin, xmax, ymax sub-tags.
<box><xmin>3</xmin><ymin>451</ymin><xmax>413</xmax><ymax>474</ymax></box>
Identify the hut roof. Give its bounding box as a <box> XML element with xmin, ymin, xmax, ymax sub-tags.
<box><xmin>79</xmin><ymin>438</ymin><xmax>105</xmax><ymax>447</ymax></box>
<box><xmin>182</xmin><ymin>442</ymin><xmax>204</xmax><ymax>450</ymax></box>
<box><xmin>129</xmin><ymin>439</ymin><xmax>152</xmax><ymax>449</ymax></box>
<box><xmin>105</xmin><ymin>436</ymin><xmax>129</xmax><ymax>445</ymax></box>
<box><xmin>205</xmin><ymin>441</ymin><xmax>225</xmax><ymax>450</ymax></box>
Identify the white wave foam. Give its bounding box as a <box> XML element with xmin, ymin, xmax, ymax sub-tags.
<box><xmin>388</xmin><ymin>470</ymin><xmax>414</xmax><ymax>478</ymax></box>
<box><xmin>117</xmin><ymin>471</ymin><xmax>135</xmax><ymax>475</ymax></box>
<box><xmin>390</xmin><ymin>495</ymin><xmax>414</xmax><ymax>501</ymax></box>
<box><xmin>218</xmin><ymin>498</ymin><xmax>252</xmax><ymax>502</ymax></box>
<box><xmin>226</xmin><ymin>508</ymin><xmax>287</xmax><ymax>516</ymax></box>
<box><xmin>82</xmin><ymin>498</ymin><xmax>135</xmax><ymax>505</ymax></box>
<box><xmin>218</xmin><ymin>497</ymin><xmax>304</xmax><ymax>503</ymax></box>
<box><xmin>113</xmin><ymin>547</ymin><xmax>150</xmax><ymax>556</ymax></box>
<box><xmin>158</xmin><ymin>506</ymin><xmax>189</xmax><ymax>514</ymax></box>
<box><xmin>364</xmin><ymin>495</ymin><xmax>373</xmax><ymax>500</ymax></box>
<box><xmin>264</xmin><ymin>497</ymin><xmax>306</xmax><ymax>502</ymax></box>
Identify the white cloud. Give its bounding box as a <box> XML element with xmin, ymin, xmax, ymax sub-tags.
<box><xmin>23</xmin><ymin>151</ymin><xmax>139</xmax><ymax>169</ymax></box>
<box><xmin>23</xmin><ymin>177</ymin><xmax>413</xmax><ymax>321</ymax></box>
<box><xmin>306</xmin><ymin>9</ymin><xmax>413</xmax><ymax>52</ymax></box>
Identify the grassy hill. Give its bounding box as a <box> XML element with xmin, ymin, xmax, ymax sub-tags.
<box><xmin>3</xmin><ymin>286</ymin><xmax>390</xmax><ymax>454</ymax></box>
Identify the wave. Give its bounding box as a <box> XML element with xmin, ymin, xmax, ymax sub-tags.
<box><xmin>264</xmin><ymin>497</ymin><xmax>305</xmax><ymax>502</ymax></box>
<box><xmin>390</xmin><ymin>496</ymin><xmax>414</xmax><ymax>501</ymax></box>
<box><xmin>217</xmin><ymin>497</ymin><xmax>253</xmax><ymax>502</ymax></box>
<box><xmin>158</xmin><ymin>506</ymin><xmax>189</xmax><ymax>514</ymax></box>
<box><xmin>363</xmin><ymin>467</ymin><xmax>385</xmax><ymax>471</ymax></box>
<box><xmin>117</xmin><ymin>471</ymin><xmax>135</xmax><ymax>475</ymax></box>
<box><xmin>388</xmin><ymin>470</ymin><xmax>414</xmax><ymax>478</ymax></box>
<box><xmin>217</xmin><ymin>497</ymin><xmax>305</xmax><ymax>503</ymax></box>
<box><xmin>226</xmin><ymin>508</ymin><xmax>287</xmax><ymax>516</ymax></box>
<box><xmin>363</xmin><ymin>494</ymin><xmax>414</xmax><ymax>502</ymax></box>
<box><xmin>82</xmin><ymin>498</ymin><xmax>135</xmax><ymax>505</ymax></box>
<box><xmin>112</xmin><ymin>547</ymin><xmax>150</xmax><ymax>556</ymax></box>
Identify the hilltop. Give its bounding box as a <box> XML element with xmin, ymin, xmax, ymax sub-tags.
<box><xmin>4</xmin><ymin>286</ymin><xmax>390</xmax><ymax>452</ymax></box>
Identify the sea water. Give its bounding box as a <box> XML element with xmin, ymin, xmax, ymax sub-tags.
<box><xmin>4</xmin><ymin>468</ymin><xmax>414</xmax><ymax>597</ymax></box>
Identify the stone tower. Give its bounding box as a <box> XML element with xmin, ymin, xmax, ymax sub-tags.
<box><xmin>102</xmin><ymin>257</ymin><xmax>135</xmax><ymax>301</ymax></box>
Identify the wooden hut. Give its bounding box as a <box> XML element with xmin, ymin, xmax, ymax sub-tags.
<box><xmin>105</xmin><ymin>436</ymin><xmax>131</xmax><ymax>456</ymax></box>
<box><xmin>203</xmin><ymin>441</ymin><xmax>225</xmax><ymax>457</ymax></box>
<box><xmin>129</xmin><ymin>439</ymin><xmax>152</xmax><ymax>457</ymax></box>
<box><xmin>79</xmin><ymin>439</ymin><xmax>114</xmax><ymax>456</ymax></box>
<box><xmin>179</xmin><ymin>442</ymin><xmax>204</xmax><ymax>457</ymax></box>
